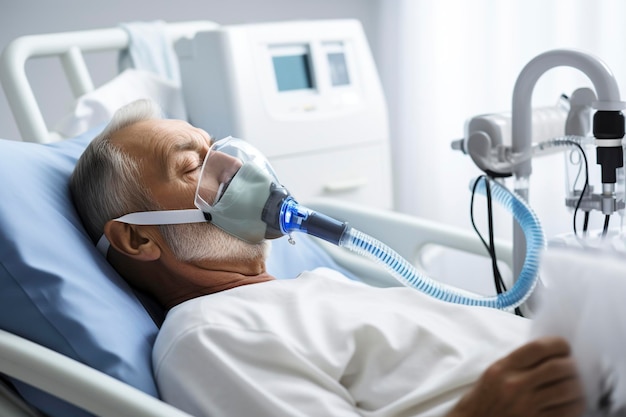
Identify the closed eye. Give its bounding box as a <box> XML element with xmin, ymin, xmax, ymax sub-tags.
<box><xmin>186</xmin><ymin>164</ymin><xmax>202</xmax><ymax>174</ymax></box>
<box><xmin>178</xmin><ymin>155</ymin><xmax>203</xmax><ymax>179</ymax></box>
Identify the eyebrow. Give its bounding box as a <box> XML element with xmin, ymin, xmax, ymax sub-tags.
<box><xmin>172</xmin><ymin>139</ymin><xmax>200</xmax><ymax>153</ymax></box>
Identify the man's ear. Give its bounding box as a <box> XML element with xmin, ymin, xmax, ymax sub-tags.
<box><xmin>104</xmin><ymin>220</ymin><xmax>161</xmax><ymax>261</ymax></box>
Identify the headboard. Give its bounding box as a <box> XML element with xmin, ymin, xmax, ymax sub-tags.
<box><xmin>0</xmin><ymin>20</ymin><xmax>218</xmax><ymax>143</ymax></box>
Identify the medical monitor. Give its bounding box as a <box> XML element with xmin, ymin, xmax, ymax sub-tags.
<box><xmin>271</xmin><ymin>45</ymin><xmax>314</xmax><ymax>91</ymax></box>
<box><xmin>270</xmin><ymin>41</ymin><xmax>351</xmax><ymax>91</ymax></box>
<box><xmin>176</xmin><ymin>19</ymin><xmax>392</xmax><ymax>209</ymax></box>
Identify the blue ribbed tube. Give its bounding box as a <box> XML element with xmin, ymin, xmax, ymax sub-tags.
<box><xmin>339</xmin><ymin>177</ymin><xmax>546</xmax><ymax>310</ymax></box>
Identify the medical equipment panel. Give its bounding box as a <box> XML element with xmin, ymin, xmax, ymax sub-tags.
<box><xmin>175</xmin><ymin>20</ymin><xmax>393</xmax><ymax>209</ymax></box>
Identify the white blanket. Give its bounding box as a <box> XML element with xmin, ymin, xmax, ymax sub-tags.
<box><xmin>154</xmin><ymin>268</ymin><xmax>530</xmax><ymax>417</ymax></box>
<box><xmin>53</xmin><ymin>69</ymin><xmax>186</xmax><ymax>139</ymax></box>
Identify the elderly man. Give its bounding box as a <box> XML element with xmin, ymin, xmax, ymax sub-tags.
<box><xmin>70</xmin><ymin>99</ymin><xmax>585</xmax><ymax>417</ymax></box>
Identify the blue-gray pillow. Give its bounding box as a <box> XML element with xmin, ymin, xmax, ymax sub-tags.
<box><xmin>0</xmin><ymin>129</ymin><xmax>159</xmax><ymax>416</ymax></box>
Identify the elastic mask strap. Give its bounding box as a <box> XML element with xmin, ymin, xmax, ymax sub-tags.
<box><xmin>95</xmin><ymin>209</ymin><xmax>208</xmax><ymax>257</ymax></box>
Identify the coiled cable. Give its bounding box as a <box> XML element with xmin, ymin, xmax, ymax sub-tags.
<box><xmin>338</xmin><ymin>177</ymin><xmax>546</xmax><ymax>310</ymax></box>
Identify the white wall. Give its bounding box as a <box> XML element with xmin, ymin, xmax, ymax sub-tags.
<box><xmin>0</xmin><ymin>0</ymin><xmax>380</xmax><ymax>140</ymax></box>
<box><xmin>4</xmin><ymin>0</ymin><xmax>626</xmax><ymax>244</ymax></box>
<box><xmin>376</xmin><ymin>0</ymin><xmax>626</xmax><ymax>241</ymax></box>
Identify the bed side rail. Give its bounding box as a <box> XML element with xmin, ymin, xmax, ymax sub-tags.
<box><xmin>0</xmin><ymin>329</ymin><xmax>193</xmax><ymax>417</ymax></box>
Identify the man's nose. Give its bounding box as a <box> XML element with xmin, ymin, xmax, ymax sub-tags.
<box><xmin>212</xmin><ymin>152</ymin><xmax>242</xmax><ymax>183</ymax></box>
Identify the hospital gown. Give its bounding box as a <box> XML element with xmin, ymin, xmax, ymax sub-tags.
<box><xmin>153</xmin><ymin>267</ymin><xmax>530</xmax><ymax>417</ymax></box>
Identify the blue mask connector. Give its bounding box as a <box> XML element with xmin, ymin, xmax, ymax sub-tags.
<box><xmin>261</xmin><ymin>183</ymin><xmax>349</xmax><ymax>244</ymax></box>
<box><xmin>279</xmin><ymin>197</ymin><xmax>349</xmax><ymax>245</ymax></box>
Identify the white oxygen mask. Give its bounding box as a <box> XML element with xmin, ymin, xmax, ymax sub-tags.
<box><xmin>194</xmin><ymin>136</ymin><xmax>289</xmax><ymax>243</ymax></box>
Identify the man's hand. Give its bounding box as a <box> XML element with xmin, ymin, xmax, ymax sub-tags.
<box><xmin>447</xmin><ymin>337</ymin><xmax>585</xmax><ymax>417</ymax></box>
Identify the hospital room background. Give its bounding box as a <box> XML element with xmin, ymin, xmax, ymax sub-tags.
<box><xmin>2</xmin><ymin>0</ymin><xmax>626</xmax><ymax>283</ymax></box>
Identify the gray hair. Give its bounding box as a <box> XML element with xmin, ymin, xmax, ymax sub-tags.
<box><xmin>70</xmin><ymin>99</ymin><xmax>163</xmax><ymax>242</ymax></box>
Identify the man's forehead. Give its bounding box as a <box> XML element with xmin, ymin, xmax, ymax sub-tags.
<box><xmin>112</xmin><ymin>119</ymin><xmax>176</xmax><ymax>145</ymax></box>
<box><xmin>111</xmin><ymin>119</ymin><xmax>206</xmax><ymax>154</ymax></box>
<box><xmin>110</xmin><ymin>119</ymin><xmax>211</xmax><ymax>182</ymax></box>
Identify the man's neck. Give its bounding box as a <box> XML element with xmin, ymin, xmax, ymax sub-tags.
<box><xmin>161</xmin><ymin>270</ymin><xmax>275</xmax><ymax>309</ymax></box>
<box><xmin>109</xmin><ymin>248</ymin><xmax>276</xmax><ymax>310</ymax></box>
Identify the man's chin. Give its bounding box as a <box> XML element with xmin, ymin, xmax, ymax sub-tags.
<box><xmin>179</xmin><ymin>239</ymin><xmax>270</xmax><ymax>265</ymax></box>
<box><xmin>160</xmin><ymin>222</ymin><xmax>271</xmax><ymax>264</ymax></box>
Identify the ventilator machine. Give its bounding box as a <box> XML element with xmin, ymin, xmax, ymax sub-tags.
<box><xmin>175</xmin><ymin>20</ymin><xmax>392</xmax><ymax>209</ymax></box>
<box><xmin>452</xmin><ymin>50</ymin><xmax>626</xmax><ymax>288</ymax></box>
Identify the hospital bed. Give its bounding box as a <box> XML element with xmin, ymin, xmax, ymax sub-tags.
<box><xmin>0</xmin><ymin>20</ymin><xmax>511</xmax><ymax>417</ymax></box>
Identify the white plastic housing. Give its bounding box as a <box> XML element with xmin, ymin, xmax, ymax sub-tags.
<box><xmin>175</xmin><ymin>20</ymin><xmax>393</xmax><ymax>209</ymax></box>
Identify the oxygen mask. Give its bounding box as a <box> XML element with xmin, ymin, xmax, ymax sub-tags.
<box><xmin>194</xmin><ymin>136</ymin><xmax>291</xmax><ymax>243</ymax></box>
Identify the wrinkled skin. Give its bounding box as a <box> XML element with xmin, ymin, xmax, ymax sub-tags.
<box><xmin>447</xmin><ymin>337</ymin><xmax>586</xmax><ymax>417</ymax></box>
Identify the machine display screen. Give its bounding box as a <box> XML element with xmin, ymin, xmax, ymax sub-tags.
<box><xmin>272</xmin><ymin>53</ymin><xmax>313</xmax><ymax>92</ymax></box>
<box><xmin>327</xmin><ymin>52</ymin><xmax>350</xmax><ymax>86</ymax></box>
